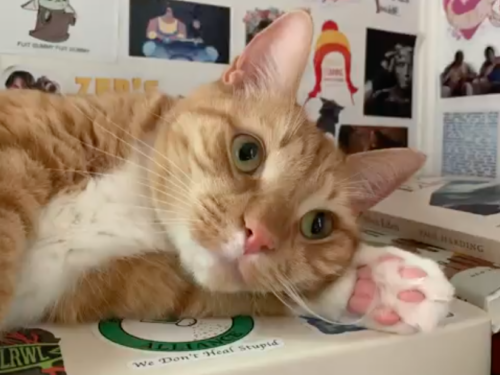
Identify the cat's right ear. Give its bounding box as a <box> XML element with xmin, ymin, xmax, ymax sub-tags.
<box><xmin>222</xmin><ymin>10</ymin><xmax>313</xmax><ymax>95</ymax></box>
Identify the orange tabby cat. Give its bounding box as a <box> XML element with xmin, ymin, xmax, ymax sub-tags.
<box><xmin>0</xmin><ymin>10</ymin><xmax>453</xmax><ymax>333</ymax></box>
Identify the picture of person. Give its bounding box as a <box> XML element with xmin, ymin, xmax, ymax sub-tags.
<box><xmin>4</xmin><ymin>70</ymin><xmax>60</xmax><ymax>94</ymax></box>
<box><xmin>441</xmin><ymin>46</ymin><xmax>500</xmax><ymax>97</ymax></box>
<box><xmin>129</xmin><ymin>0</ymin><xmax>230</xmax><ymax>64</ymax></box>
<box><xmin>243</xmin><ymin>8</ymin><xmax>284</xmax><ymax>45</ymax></box>
<box><xmin>440</xmin><ymin>51</ymin><xmax>476</xmax><ymax>98</ymax></box>
<box><xmin>364</xmin><ymin>29</ymin><xmax>417</xmax><ymax>119</ymax></box>
<box><xmin>430</xmin><ymin>180</ymin><xmax>500</xmax><ymax>216</ymax></box>
<box><xmin>338</xmin><ymin>125</ymin><xmax>408</xmax><ymax>155</ymax></box>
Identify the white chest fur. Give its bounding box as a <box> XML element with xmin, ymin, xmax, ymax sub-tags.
<box><xmin>4</xmin><ymin>161</ymin><xmax>170</xmax><ymax>327</ymax></box>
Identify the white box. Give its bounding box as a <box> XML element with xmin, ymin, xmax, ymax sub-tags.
<box><xmin>7</xmin><ymin>299</ymin><xmax>490</xmax><ymax>375</ymax></box>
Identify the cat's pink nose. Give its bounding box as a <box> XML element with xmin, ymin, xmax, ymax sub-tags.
<box><xmin>244</xmin><ymin>220</ymin><xmax>275</xmax><ymax>254</ymax></box>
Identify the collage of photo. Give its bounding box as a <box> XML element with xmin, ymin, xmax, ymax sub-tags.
<box><xmin>437</xmin><ymin>0</ymin><xmax>500</xmax><ymax>178</ymax></box>
<box><xmin>0</xmin><ymin>0</ymin><xmax>419</xmax><ymax>156</ymax></box>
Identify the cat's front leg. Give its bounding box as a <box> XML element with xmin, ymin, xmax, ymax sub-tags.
<box><xmin>307</xmin><ymin>244</ymin><xmax>455</xmax><ymax>334</ymax></box>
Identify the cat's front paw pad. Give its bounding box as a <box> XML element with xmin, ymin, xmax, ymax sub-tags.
<box><xmin>348</xmin><ymin>248</ymin><xmax>455</xmax><ymax>333</ymax></box>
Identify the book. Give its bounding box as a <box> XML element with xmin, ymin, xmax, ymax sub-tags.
<box><xmin>0</xmin><ymin>301</ymin><xmax>488</xmax><ymax>375</ymax></box>
<box><xmin>362</xmin><ymin>228</ymin><xmax>500</xmax><ymax>333</ymax></box>
<box><xmin>360</xmin><ymin>175</ymin><xmax>500</xmax><ymax>263</ymax></box>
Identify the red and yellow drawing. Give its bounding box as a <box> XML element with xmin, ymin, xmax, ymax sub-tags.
<box><xmin>305</xmin><ymin>20</ymin><xmax>358</xmax><ymax>105</ymax></box>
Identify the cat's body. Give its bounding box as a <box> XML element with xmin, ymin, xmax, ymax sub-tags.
<box><xmin>0</xmin><ymin>11</ymin><xmax>454</xmax><ymax>333</ymax></box>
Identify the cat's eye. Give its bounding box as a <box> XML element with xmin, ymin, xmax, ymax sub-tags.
<box><xmin>231</xmin><ymin>134</ymin><xmax>264</xmax><ymax>173</ymax></box>
<box><xmin>300</xmin><ymin>210</ymin><xmax>334</xmax><ymax>240</ymax></box>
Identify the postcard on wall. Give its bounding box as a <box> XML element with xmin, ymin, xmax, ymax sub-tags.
<box><xmin>0</xmin><ymin>0</ymin><xmax>119</xmax><ymax>61</ymax></box>
<box><xmin>439</xmin><ymin>0</ymin><xmax>500</xmax><ymax>99</ymax></box>
<box><xmin>298</xmin><ymin>9</ymin><xmax>365</xmax><ymax>128</ymax></box>
<box><xmin>363</xmin><ymin>28</ymin><xmax>417</xmax><ymax>119</ymax></box>
<box><xmin>128</xmin><ymin>0</ymin><xmax>230</xmax><ymax>65</ymax></box>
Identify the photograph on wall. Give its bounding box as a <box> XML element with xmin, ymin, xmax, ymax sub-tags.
<box><xmin>129</xmin><ymin>0</ymin><xmax>230</xmax><ymax>64</ymax></box>
<box><xmin>1</xmin><ymin>65</ymin><xmax>62</xmax><ymax>94</ymax></box>
<box><xmin>363</xmin><ymin>28</ymin><xmax>416</xmax><ymax>119</ymax></box>
<box><xmin>243</xmin><ymin>8</ymin><xmax>284</xmax><ymax>45</ymax></box>
<box><xmin>337</xmin><ymin>124</ymin><xmax>408</xmax><ymax>155</ymax></box>
<box><xmin>0</xmin><ymin>0</ymin><xmax>119</xmax><ymax>61</ymax></box>
<box><xmin>440</xmin><ymin>46</ymin><xmax>500</xmax><ymax>98</ymax></box>
<box><xmin>441</xmin><ymin>111</ymin><xmax>498</xmax><ymax>178</ymax></box>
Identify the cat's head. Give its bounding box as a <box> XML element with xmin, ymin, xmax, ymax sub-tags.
<box><xmin>150</xmin><ymin>11</ymin><xmax>425</xmax><ymax>296</ymax></box>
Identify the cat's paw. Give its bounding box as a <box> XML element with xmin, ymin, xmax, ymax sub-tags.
<box><xmin>346</xmin><ymin>246</ymin><xmax>455</xmax><ymax>334</ymax></box>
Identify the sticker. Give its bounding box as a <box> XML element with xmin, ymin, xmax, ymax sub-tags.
<box><xmin>98</xmin><ymin>316</ymin><xmax>254</xmax><ymax>352</ymax></box>
<box><xmin>338</xmin><ymin>124</ymin><xmax>408</xmax><ymax>154</ymax></box>
<box><xmin>0</xmin><ymin>328</ymin><xmax>66</xmax><ymax>375</ymax></box>
<box><xmin>128</xmin><ymin>0</ymin><xmax>230</xmax><ymax>64</ymax></box>
<box><xmin>243</xmin><ymin>8</ymin><xmax>284</xmax><ymax>45</ymax></box>
<box><xmin>300</xmin><ymin>316</ymin><xmax>366</xmax><ymax>335</ymax></box>
<box><xmin>0</xmin><ymin>0</ymin><xmax>119</xmax><ymax>61</ymax></box>
<box><xmin>128</xmin><ymin>339</ymin><xmax>284</xmax><ymax>370</ymax></box>
<box><xmin>441</xmin><ymin>112</ymin><xmax>498</xmax><ymax>178</ymax></box>
<box><xmin>364</xmin><ymin>28</ymin><xmax>416</xmax><ymax>119</ymax></box>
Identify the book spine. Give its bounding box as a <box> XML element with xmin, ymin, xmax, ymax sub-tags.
<box><xmin>360</xmin><ymin>211</ymin><xmax>500</xmax><ymax>264</ymax></box>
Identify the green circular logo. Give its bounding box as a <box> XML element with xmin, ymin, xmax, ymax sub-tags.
<box><xmin>98</xmin><ymin>316</ymin><xmax>254</xmax><ymax>352</ymax></box>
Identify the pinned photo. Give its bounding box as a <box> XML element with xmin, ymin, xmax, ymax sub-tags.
<box><xmin>363</xmin><ymin>29</ymin><xmax>416</xmax><ymax>119</ymax></box>
<box><xmin>129</xmin><ymin>0</ymin><xmax>230</xmax><ymax>64</ymax></box>
<box><xmin>440</xmin><ymin>46</ymin><xmax>500</xmax><ymax>97</ymax></box>
<box><xmin>243</xmin><ymin>8</ymin><xmax>284</xmax><ymax>44</ymax></box>
<box><xmin>338</xmin><ymin>125</ymin><xmax>408</xmax><ymax>155</ymax></box>
<box><xmin>2</xmin><ymin>65</ymin><xmax>61</xmax><ymax>94</ymax></box>
<box><xmin>443</xmin><ymin>0</ymin><xmax>500</xmax><ymax>41</ymax></box>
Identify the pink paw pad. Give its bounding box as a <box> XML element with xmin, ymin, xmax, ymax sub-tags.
<box><xmin>347</xmin><ymin>253</ymin><xmax>442</xmax><ymax>330</ymax></box>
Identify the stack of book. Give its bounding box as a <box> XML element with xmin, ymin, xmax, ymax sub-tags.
<box><xmin>360</xmin><ymin>176</ymin><xmax>500</xmax><ymax>332</ymax></box>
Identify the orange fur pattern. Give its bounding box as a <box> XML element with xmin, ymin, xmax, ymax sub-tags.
<box><xmin>0</xmin><ymin>10</ymin><xmax>426</xmax><ymax>330</ymax></box>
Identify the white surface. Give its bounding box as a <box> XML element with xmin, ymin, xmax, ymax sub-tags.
<box><xmin>28</xmin><ymin>299</ymin><xmax>491</xmax><ymax>375</ymax></box>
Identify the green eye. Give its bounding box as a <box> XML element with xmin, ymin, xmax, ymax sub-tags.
<box><xmin>231</xmin><ymin>134</ymin><xmax>264</xmax><ymax>173</ymax></box>
<box><xmin>300</xmin><ymin>210</ymin><xmax>334</xmax><ymax>240</ymax></box>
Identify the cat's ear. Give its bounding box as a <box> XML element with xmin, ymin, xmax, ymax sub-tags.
<box><xmin>222</xmin><ymin>10</ymin><xmax>313</xmax><ymax>95</ymax></box>
<box><xmin>344</xmin><ymin>148</ymin><xmax>426</xmax><ymax>214</ymax></box>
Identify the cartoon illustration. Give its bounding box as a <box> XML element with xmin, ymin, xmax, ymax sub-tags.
<box><xmin>138</xmin><ymin>1</ymin><xmax>227</xmax><ymax>63</ymax></box>
<box><xmin>0</xmin><ymin>328</ymin><xmax>66</xmax><ymax>375</ymax></box>
<box><xmin>444</xmin><ymin>0</ymin><xmax>500</xmax><ymax>40</ymax></box>
<box><xmin>243</xmin><ymin>8</ymin><xmax>284</xmax><ymax>44</ymax></box>
<box><xmin>304</xmin><ymin>20</ymin><xmax>358</xmax><ymax>106</ymax></box>
<box><xmin>316</xmin><ymin>98</ymin><xmax>344</xmax><ymax>135</ymax></box>
<box><xmin>21</xmin><ymin>0</ymin><xmax>77</xmax><ymax>43</ymax></box>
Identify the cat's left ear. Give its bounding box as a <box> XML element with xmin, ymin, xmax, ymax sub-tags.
<box><xmin>222</xmin><ymin>9</ymin><xmax>313</xmax><ymax>95</ymax></box>
<box><xmin>343</xmin><ymin>148</ymin><xmax>426</xmax><ymax>215</ymax></box>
